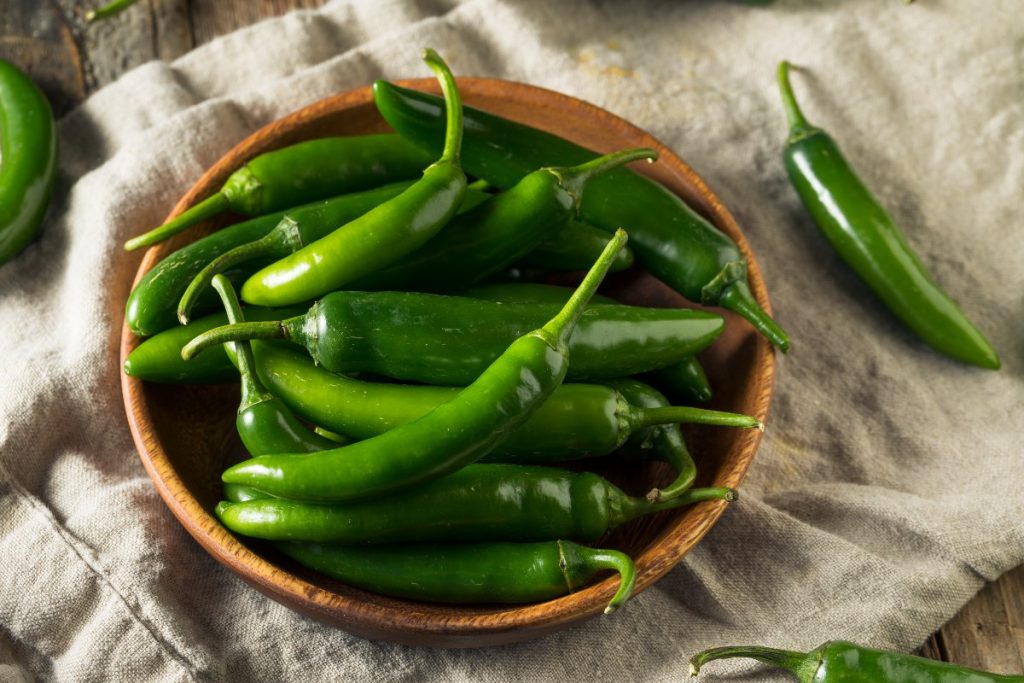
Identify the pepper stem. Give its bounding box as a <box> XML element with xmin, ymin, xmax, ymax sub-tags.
<box><xmin>617</xmin><ymin>487</ymin><xmax>737</xmax><ymax>526</ymax></box>
<box><xmin>634</xmin><ymin>405</ymin><xmax>763</xmax><ymax>431</ymax></box>
<box><xmin>541</xmin><ymin>229</ymin><xmax>627</xmax><ymax>348</ymax></box>
<box><xmin>209</xmin><ymin>275</ymin><xmax>273</xmax><ymax>411</ymax></box>
<box><xmin>178</xmin><ymin>219</ymin><xmax>298</xmax><ymax>324</ymax></box>
<box><xmin>422</xmin><ymin>49</ymin><xmax>463</xmax><ymax>166</ymax></box>
<box><xmin>568</xmin><ymin>544</ymin><xmax>636</xmax><ymax>615</ymax></box>
<box><xmin>645</xmin><ymin>432</ymin><xmax>697</xmax><ymax>503</ymax></box>
<box><xmin>719</xmin><ymin>281</ymin><xmax>791</xmax><ymax>352</ymax></box>
<box><xmin>550</xmin><ymin>148</ymin><xmax>658</xmax><ymax>208</ymax></box>
<box><xmin>689</xmin><ymin>645</ymin><xmax>807</xmax><ymax>677</ymax></box>
<box><xmin>182</xmin><ymin>320</ymin><xmax>287</xmax><ymax>361</ymax></box>
<box><xmin>85</xmin><ymin>0</ymin><xmax>140</xmax><ymax>22</ymax></box>
<box><xmin>124</xmin><ymin>192</ymin><xmax>230</xmax><ymax>251</ymax></box>
<box><xmin>777</xmin><ymin>61</ymin><xmax>816</xmax><ymax>137</ymax></box>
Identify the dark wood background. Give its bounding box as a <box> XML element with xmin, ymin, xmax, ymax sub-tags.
<box><xmin>3</xmin><ymin>0</ymin><xmax>1021</xmax><ymax>672</ymax></box>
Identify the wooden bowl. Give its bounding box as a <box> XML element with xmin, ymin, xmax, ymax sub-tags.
<box><xmin>120</xmin><ymin>77</ymin><xmax>776</xmax><ymax>647</ymax></box>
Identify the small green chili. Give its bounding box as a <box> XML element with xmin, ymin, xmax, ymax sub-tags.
<box><xmin>279</xmin><ymin>540</ymin><xmax>636</xmax><ymax>613</ymax></box>
<box><xmin>689</xmin><ymin>640</ymin><xmax>1024</xmax><ymax>682</ymax></box>
<box><xmin>215</xmin><ymin>463</ymin><xmax>736</xmax><ymax>543</ymax></box>
<box><xmin>777</xmin><ymin>61</ymin><xmax>998</xmax><ymax>369</ymax></box>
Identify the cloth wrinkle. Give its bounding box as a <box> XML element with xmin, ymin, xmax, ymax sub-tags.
<box><xmin>0</xmin><ymin>464</ymin><xmax>202</xmax><ymax>682</ymax></box>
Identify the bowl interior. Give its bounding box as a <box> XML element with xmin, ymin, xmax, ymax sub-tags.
<box><xmin>121</xmin><ymin>78</ymin><xmax>775</xmax><ymax>647</ymax></box>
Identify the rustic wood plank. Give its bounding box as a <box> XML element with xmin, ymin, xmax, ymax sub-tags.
<box><xmin>1</xmin><ymin>0</ymin><xmax>86</xmax><ymax>114</ymax></box>
<box><xmin>934</xmin><ymin>565</ymin><xmax>1024</xmax><ymax>674</ymax></box>
<box><xmin>72</xmin><ymin>0</ymin><xmax>158</xmax><ymax>91</ymax></box>
<box><xmin>151</xmin><ymin>0</ymin><xmax>195</xmax><ymax>62</ymax></box>
<box><xmin>189</xmin><ymin>0</ymin><xmax>327</xmax><ymax>47</ymax></box>
<box><xmin>917</xmin><ymin>632</ymin><xmax>946</xmax><ymax>661</ymax></box>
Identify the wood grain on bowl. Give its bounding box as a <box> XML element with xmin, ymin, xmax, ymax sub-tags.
<box><xmin>120</xmin><ymin>78</ymin><xmax>776</xmax><ymax>647</ymax></box>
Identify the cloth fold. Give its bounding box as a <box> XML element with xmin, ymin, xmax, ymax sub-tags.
<box><xmin>1</xmin><ymin>0</ymin><xmax>1021</xmax><ymax>680</ymax></box>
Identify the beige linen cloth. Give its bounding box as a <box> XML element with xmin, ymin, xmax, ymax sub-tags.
<box><xmin>1</xmin><ymin>0</ymin><xmax>1021</xmax><ymax>680</ymax></box>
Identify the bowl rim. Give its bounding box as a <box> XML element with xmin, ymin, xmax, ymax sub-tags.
<box><xmin>120</xmin><ymin>76</ymin><xmax>776</xmax><ymax>647</ymax></box>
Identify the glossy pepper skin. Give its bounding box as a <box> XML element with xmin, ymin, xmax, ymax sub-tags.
<box><xmin>642</xmin><ymin>357</ymin><xmax>713</xmax><ymax>405</ymax></box>
<box><xmin>238</xmin><ymin>342</ymin><xmax>760</xmax><ymax>462</ymax></box>
<box><xmin>462</xmin><ymin>282</ymin><xmax>713</xmax><ymax>403</ymax></box>
<box><xmin>777</xmin><ymin>62</ymin><xmax>999</xmax><ymax>369</ymax></box>
<box><xmin>216</xmin><ymin>230</ymin><xmax>627</xmax><ymax>503</ymax></box>
<box><xmin>347</xmin><ymin>147</ymin><xmax>655</xmax><ymax>292</ymax></box>
<box><xmin>123</xmin><ymin>134</ymin><xmax>432</xmax><ymax>250</ymax></box>
<box><xmin>215</xmin><ymin>463</ymin><xmax>736</xmax><ymax>542</ymax></box>
<box><xmin>279</xmin><ymin>540</ymin><xmax>636</xmax><ymax>613</ymax></box>
<box><xmin>520</xmin><ymin>220</ymin><xmax>635</xmax><ymax>273</ymax></box>
<box><xmin>372</xmin><ymin>79</ymin><xmax>789</xmax><ymax>351</ymax></box>
<box><xmin>177</xmin><ymin>184</ymin><xmax>491</xmax><ymax>324</ymax></box>
<box><xmin>184</xmin><ymin>292</ymin><xmax>725</xmax><ymax>386</ymax></box>
<box><xmin>240</xmin><ymin>49</ymin><xmax>467</xmax><ymax>306</ymax></box>
<box><xmin>689</xmin><ymin>640</ymin><xmax>1024</xmax><ymax>682</ymax></box>
<box><xmin>0</xmin><ymin>59</ymin><xmax>57</xmax><ymax>266</ymax></box>
<box><xmin>124</xmin><ymin>306</ymin><xmax>304</xmax><ymax>383</ymax></box>
<box><xmin>125</xmin><ymin>182</ymin><xmax>412</xmax><ymax>336</ymax></box>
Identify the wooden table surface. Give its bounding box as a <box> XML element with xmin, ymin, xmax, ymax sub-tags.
<box><xmin>3</xmin><ymin>0</ymin><xmax>1021</xmax><ymax>673</ymax></box>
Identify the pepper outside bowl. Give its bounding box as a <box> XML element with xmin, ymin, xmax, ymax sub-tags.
<box><xmin>120</xmin><ymin>77</ymin><xmax>777</xmax><ymax>647</ymax></box>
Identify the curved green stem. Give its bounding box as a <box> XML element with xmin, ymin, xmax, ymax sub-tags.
<box><xmin>178</xmin><ymin>221</ymin><xmax>297</xmax><ymax>324</ymax></box>
<box><xmin>634</xmin><ymin>405</ymin><xmax>763</xmax><ymax>431</ymax></box>
<box><xmin>618</xmin><ymin>486</ymin><xmax>737</xmax><ymax>525</ymax></box>
<box><xmin>583</xmin><ymin>547</ymin><xmax>636</xmax><ymax>615</ymax></box>
<box><xmin>719</xmin><ymin>281</ymin><xmax>790</xmax><ymax>352</ymax></box>
<box><xmin>551</xmin><ymin>148</ymin><xmax>658</xmax><ymax>207</ymax></box>
<box><xmin>182</xmin><ymin>320</ymin><xmax>286</xmax><ymax>360</ymax></box>
<box><xmin>646</xmin><ymin>434</ymin><xmax>697</xmax><ymax>503</ymax></box>
<box><xmin>689</xmin><ymin>645</ymin><xmax>806</xmax><ymax>677</ymax></box>
<box><xmin>777</xmin><ymin>61</ymin><xmax>816</xmax><ymax>138</ymax></box>
<box><xmin>85</xmin><ymin>0</ymin><xmax>140</xmax><ymax>22</ymax></box>
<box><xmin>422</xmin><ymin>49</ymin><xmax>463</xmax><ymax>165</ymax></box>
<box><xmin>124</xmin><ymin>192</ymin><xmax>229</xmax><ymax>251</ymax></box>
<box><xmin>209</xmin><ymin>275</ymin><xmax>271</xmax><ymax>411</ymax></box>
<box><xmin>541</xmin><ymin>228</ymin><xmax>627</xmax><ymax>348</ymax></box>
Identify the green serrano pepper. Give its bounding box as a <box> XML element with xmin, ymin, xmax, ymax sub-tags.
<box><xmin>215</xmin><ymin>464</ymin><xmax>735</xmax><ymax>542</ymax></box>
<box><xmin>777</xmin><ymin>62</ymin><xmax>998</xmax><ymax>369</ymax></box>
<box><xmin>279</xmin><ymin>540</ymin><xmax>635</xmax><ymax>613</ymax></box>
<box><xmin>123</xmin><ymin>134</ymin><xmax>431</xmax><ymax>251</ymax></box>
<box><xmin>0</xmin><ymin>59</ymin><xmax>57</xmax><ymax>266</ymax></box>
<box><xmin>125</xmin><ymin>182</ymin><xmax>413</xmax><ymax>337</ymax></box>
<box><xmin>373</xmin><ymin>79</ymin><xmax>789</xmax><ymax>351</ymax></box>
<box><xmin>689</xmin><ymin>640</ymin><xmax>1024</xmax><ymax>682</ymax></box>
<box><xmin>239</xmin><ymin>342</ymin><xmax>759</xmax><ymax>464</ymax></box>
<box><xmin>217</xmin><ymin>230</ymin><xmax>627</xmax><ymax>502</ymax></box>
<box><xmin>239</xmin><ymin>49</ymin><xmax>467</xmax><ymax>306</ymax></box>
<box><xmin>183</xmin><ymin>292</ymin><xmax>724</xmax><ymax>386</ymax></box>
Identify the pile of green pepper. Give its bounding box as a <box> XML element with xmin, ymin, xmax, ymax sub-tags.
<box><xmin>123</xmin><ymin>48</ymin><xmax>771</xmax><ymax>613</ymax></box>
